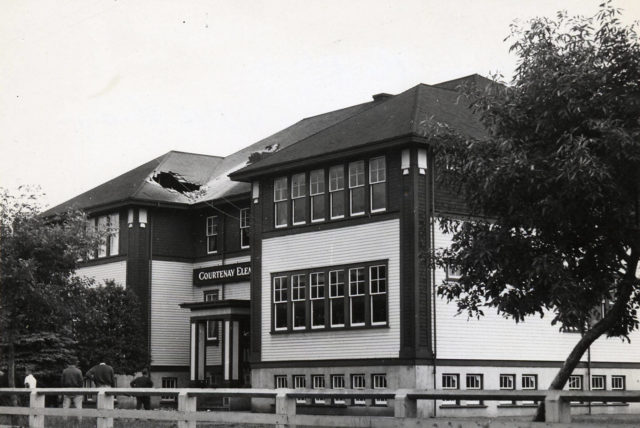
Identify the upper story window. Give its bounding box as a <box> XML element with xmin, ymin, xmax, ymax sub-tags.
<box><xmin>272</xmin><ymin>260</ymin><xmax>388</xmax><ymax>333</ymax></box>
<box><xmin>291</xmin><ymin>173</ymin><xmax>307</xmax><ymax>225</ymax></box>
<box><xmin>206</xmin><ymin>216</ymin><xmax>219</xmax><ymax>254</ymax></box>
<box><xmin>240</xmin><ymin>208</ymin><xmax>250</xmax><ymax>249</ymax></box>
<box><xmin>204</xmin><ymin>289</ymin><xmax>220</xmax><ymax>301</ymax></box>
<box><xmin>274</xmin><ymin>177</ymin><xmax>288</xmax><ymax>228</ymax></box>
<box><xmin>310</xmin><ymin>169</ymin><xmax>325</xmax><ymax>222</ymax></box>
<box><xmin>348</xmin><ymin>161</ymin><xmax>365</xmax><ymax>216</ymax></box>
<box><xmin>88</xmin><ymin>213</ymin><xmax>119</xmax><ymax>259</ymax></box>
<box><xmin>369</xmin><ymin>157</ymin><xmax>386</xmax><ymax>213</ymax></box>
<box><xmin>329</xmin><ymin>166</ymin><xmax>345</xmax><ymax>219</ymax></box>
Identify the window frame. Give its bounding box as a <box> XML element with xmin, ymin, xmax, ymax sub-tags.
<box><xmin>329</xmin><ymin>165</ymin><xmax>345</xmax><ymax>220</ymax></box>
<box><xmin>310</xmin><ymin>169</ymin><xmax>326</xmax><ymax>223</ymax></box>
<box><xmin>274</xmin><ymin>177</ymin><xmax>288</xmax><ymax>228</ymax></box>
<box><xmin>348</xmin><ymin>267</ymin><xmax>366</xmax><ymax>327</ymax></box>
<box><xmin>108</xmin><ymin>213</ymin><xmax>119</xmax><ymax>256</ymax></box>
<box><xmin>568</xmin><ymin>375</ymin><xmax>583</xmax><ymax>390</ymax></box>
<box><xmin>206</xmin><ymin>216</ymin><xmax>219</xmax><ymax>254</ymax></box>
<box><xmin>369</xmin><ymin>265</ymin><xmax>387</xmax><ymax>326</ymax></box>
<box><xmin>291</xmin><ymin>172</ymin><xmax>307</xmax><ymax>225</ymax></box>
<box><xmin>274</xmin><ymin>375</ymin><xmax>288</xmax><ymax>389</ymax></box>
<box><xmin>161</xmin><ymin>377</ymin><xmax>178</xmax><ymax>402</ymax></box>
<box><xmin>273</xmin><ymin>276</ymin><xmax>289</xmax><ymax>331</ymax></box>
<box><xmin>351</xmin><ymin>374</ymin><xmax>366</xmax><ymax>405</ymax></box>
<box><xmin>291</xmin><ymin>274</ymin><xmax>307</xmax><ymax>330</ymax></box>
<box><xmin>239</xmin><ymin>208</ymin><xmax>250</xmax><ymax>249</ymax></box>
<box><xmin>591</xmin><ymin>375</ymin><xmax>606</xmax><ymax>391</ymax></box>
<box><xmin>329</xmin><ymin>270</ymin><xmax>345</xmax><ymax>328</ymax></box>
<box><xmin>310</xmin><ymin>272</ymin><xmax>326</xmax><ymax>329</ymax></box>
<box><xmin>611</xmin><ymin>375</ymin><xmax>625</xmax><ymax>391</ymax></box>
<box><xmin>369</xmin><ymin>156</ymin><xmax>386</xmax><ymax>213</ymax></box>
<box><xmin>348</xmin><ymin>160</ymin><xmax>365</xmax><ymax>216</ymax></box>
<box><xmin>521</xmin><ymin>374</ymin><xmax>538</xmax><ymax>390</ymax></box>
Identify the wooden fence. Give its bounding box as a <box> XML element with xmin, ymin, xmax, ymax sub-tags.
<box><xmin>0</xmin><ymin>387</ymin><xmax>639</xmax><ymax>427</ymax></box>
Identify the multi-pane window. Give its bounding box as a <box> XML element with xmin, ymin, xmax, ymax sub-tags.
<box><xmin>161</xmin><ymin>377</ymin><xmax>178</xmax><ymax>402</ymax></box>
<box><xmin>206</xmin><ymin>216</ymin><xmax>218</xmax><ymax>253</ymax></box>
<box><xmin>291</xmin><ymin>173</ymin><xmax>307</xmax><ymax>225</ymax></box>
<box><xmin>500</xmin><ymin>374</ymin><xmax>515</xmax><ymax>390</ymax></box>
<box><xmin>329</xmin><ymin>166</ymin><xmax>345</xmax><ymax>219</ymax></box>
<box><xmin>568</xmin><ymin>375</ymin><xmax>583</xmax><ymax>390</ymax></box>
<box><xmin>292</xmin><ymin>274</ymin><xmax>307</xmax><ymax>330</ymax></box>
<box><xmin>275</xmin><ymin>375</ymin><xmax>288</xmax><ymax>388</ymax></box>
<box><xmin>273</xmin><ymin>276</ymin><xmax>288</xmax><ymax>331</ymax></box>
<box><xmin>369</xmin><ymin>265</ymin><xmax>387</xmax><ymax>325</ymax></box>
<box><xmin>329</xmin><ymin>270</ymin><xmax>345</xmax><ymax>327</ymax></box>
<box><xmin>108</xmin><ymin>213</ymin><xmax>119</xmax><ymax>256</ymax></box>
<box><xmin>522</xmin><ymin>375</ymin><xmax>537</xmax><ymax>390</ymax></box>
<box><xmin>272</xmin><ymin>261</ymin><xmax>388</xmax><ymax>332</ymax></box>
<box><xmin>349</xmin><ymin>268</ymin><xmax>365</xmax><ymax>326</ymax></box>
<box><xmin>369</xmin><ymin>157</ymin><xmax>386</xmax><ymax>212</ymax></box>
<box><xmin>442</xmin><ymin>374</ymin><xmax>459</xmax><ymax>389</ymax></box>
<box><xmin>466</xmin><ymin>374</ymin><xmax>482</xmax><ymax>389</ymax></box>
<box><xmin>352</xmin><ymin>374</ymin><xmax>366</xmax><ymax>405</ymax></box>
<box><xmin>310</xmin><ymin>169</ymin><xmax>325</xmax><ymax>222</ymax></box>
<box><xmin>204</xmin><ymin>290</ymin><xmax>220</xmax><ymax>301</ymax></box>
<box><xmin>611</xmin><ymin>375</ymin><xmax>625</xmax><ymax>390</ymax></box>
<box><xmin>446</xmin><ymin>264</ymin><xmax>461</xmax><ymax>281</ymax></box>
<box><xmin>274</xmin><ymin>177</ymin><xmax>288</xmax><ymax>227</ymax></box>
<box><xmin>331</xmin><ymin>375</ymin><xmax>346</xmax><ymax>404</ymax></box>
<box><xmin>97</xmin><ymin>215</ymin><xmax>108</xmax><ymax>257</ymax></box>
<box><xmin>310</xmin><ymin>272</ymin><xmax>325</xmax><ymax>329</ymax></box>
<box><xmin>591</xmin><ymin>375</ymin><xmax>606</xmax><ymax>390</ymax></box>
<box><xmin>311</xmin><ymin>375</ymin><xmax>326</xmax><ymax>404</ymax></box>
<box><xmin>348</xmin><ymin>161</ymin><xmax>365</xmax><ymax>216</ymax></box>
<box><xmin>372</xmin><ymin>374</ymin><xmax>388</xmax><ymax>405</ymax></box>
<box><xmin>240</xmin><ymin>208</ymin><xmax>250</xmax><ymax>249</ymax></box>
<box><xmin>293</xmin><ymin>375</ymin><xmax>307</xmax><ymax>404</ymax></box>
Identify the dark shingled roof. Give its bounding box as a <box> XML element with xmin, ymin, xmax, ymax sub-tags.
<box><xmin>230</xmin><ymin>75</ymin><xmax>488</xmax><ymax>180</ymax></box>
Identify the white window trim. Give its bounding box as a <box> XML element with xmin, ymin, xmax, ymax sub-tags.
<box><xmin>273</xmin><ymin>276</ymin><xmax>288</xmax><ymax>331</ymax></box>
<box><xmin>568</xmin><ymin>375</ymin><xmax>583</xmax><ymax>390</ymax></box>
<box><xmin>442</xmin><ymin>374</ymin><xmax>459</xmax><ymax>390</ymax></box>
<box><xmin>348</xmin><ymin>161</ymin><xmax>365</xmax><ymax>216</ymax></box>
<box><xmin>310</xmin><ymin>169</ymin><xmax>325</xmax><ymax>223</ymax></box>
<box><xmin>206</xmin><ymin>216</ymin><xmax>218</xmax><ymax>254</ymax></box>
<box><xmin>611</xmin><ymin>375</ymin><xmax>625</xmax><ymax>390</ymax></box>
<box><xmin>275</xmin><ymin>375</ymin><xmax>288</xmax><ymax>389</ymax></box>
<box><xmin>239</xmin><ymin>208</ymin><xmax>250</xmax><ymax>249</ymax></box>
<box><xmin>206</xmin><ymin>320</ymin><xmax>218</xmax><ymax>341</ymax></box>
<box><xmin>329</xmin><ymin>270</ymin><xmax>345</xmax><ymax>328</ymax></box>
<box><xmin>369</xmin><ymin>265</ymin><xmax>387</xmax><ymax>326</ymax></box>
<box><xmin>522</xmin><ymin>375</ymin><xmax>537</xmax><ymax>390</ymax></box>
<box><xmin>349</xmin><ymin>267</ymin><xmax>365</xmax><ymax>327</ymax></box>
<box><xmin>329</xmin><ymin>166</ymin><xmax>345</xmax><ymax>220</ymax></box>
<box><xmin>274</xmin><ymin>177</ymin><xmax>288</xmax><ymax>228</ymax></box>
<box><xmin>499</xmin><ymin>374</ymin><xmax>515</xmax><ymax>390</ymax></box>
<box><xmin>108</xmin><ymin>213</ymin><xmax>119</xmax><ymax>256</ymax></box>
<box><xmin>310</xmin><ymin>272</ymin><xmax>325</xmax><ymax>329</ymax></box>
<box><xmin>291</xmin><ymin>173</ymin><xmax>307</xmax><ymax>226</ymax></box>
<box><xmin>591</xmin><ymin>375</ymin><xmax>606</xmax><ymax>390</ymax></box>
<box><xmin>369</xmin><ymin>156</ymin><xmax>386</xmax><ymax>213</ymax></box>
<box><xmin>291</xmin><ymin>274</ymin><xmax>306</xmax><ymax>330</ymax></box>
<box><xmin>352</xmin><ymin>374</ymin><xmax>366</xmax><ymax>405</ymax></box>
<box><xmin>466</xmin><ymin>374</ymin><xmax>482</xmax><ymax>390</ymax></box>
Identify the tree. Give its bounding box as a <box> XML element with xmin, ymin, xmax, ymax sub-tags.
<box><xmin>74</xmin><ymin>280</ymin><xmax>149</xmax><ymax>375</ymax></box>
<box><xmin>431</xmin><ymin>3</ymin><xmax>640</xmax><ymax>421</ymax></box>
<box><xmin>0</xmin><ymin>187</ymin><xmax>100</xmax><ymax>392</ymax></box>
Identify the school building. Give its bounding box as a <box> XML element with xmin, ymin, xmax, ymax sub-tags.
<box><xmin>44</xmin><ymin>74</ymin><xmax>640</xmax><ymax>416</ymax></box>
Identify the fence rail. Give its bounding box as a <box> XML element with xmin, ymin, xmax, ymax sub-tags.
<box><xmin>0</xmin><ymin>387</ymin><xmax>638</xmax><ymax>427</ymax></box>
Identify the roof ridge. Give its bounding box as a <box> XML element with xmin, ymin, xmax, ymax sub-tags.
<box><xmin>168</xmin><ymin>150</ymin><xmax>224</xmax><ymax>159</ymax></box>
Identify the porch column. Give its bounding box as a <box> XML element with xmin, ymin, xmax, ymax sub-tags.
<box><xmin>190</xmin><ymin>321</ymin><xmax>206</xmax><ymax>381</ymax></box>
<box><xmin>223</xmin><ymin>319</ymin><xmax>240</xmax><ymax>381</ymax></box>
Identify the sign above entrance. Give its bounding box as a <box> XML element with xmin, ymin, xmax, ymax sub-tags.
<box><xmin>193</xmin><ymin>262</ymin><xmax>251</xmax><ymax>286</ymax></box>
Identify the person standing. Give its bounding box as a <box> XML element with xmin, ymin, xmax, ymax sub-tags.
<box><xmin>61</xmin><ymin>360</ymin><xmax>84</xmax><ymax>409</ymax></box>
<box><xmin>130</xmin><ymin>368</ymin><xmax>153</xmax><ymax>410</ymax></box>
<box><xmin>86</xmin><ymin>362</ymin><xmax>115</xmax><ymax>387</ymax></box>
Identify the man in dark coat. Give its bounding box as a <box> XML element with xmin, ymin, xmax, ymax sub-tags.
<box><xmin>86</xmin><ymin>362</ymin><xmax>115</xmax><ymax>387</ymax></box>
<box><xmin>61</xmin><ymin>360</ymin><xmax>84</xmax><ymax>409</ymax></box>
<box><xmin>130</xmin><ymin>368</ymin><xmax>153</xmax><ymax>409</ymax></box>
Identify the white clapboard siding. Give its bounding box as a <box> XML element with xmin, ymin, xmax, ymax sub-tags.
<box><xmin>224</xmin><ymin>281</ymin><xmax>250</xmax><ymax>300</ymax></box>
<box><xmin>433</xmin><ymin>222</ymin><xmax>640</xmax><ymax>362</ymax></box>
<box><xmin>261</xmin><ymin>219</ymin><xmax>400</xmax><ymax>361</ymax></box>
<box><xmin>151</xmin><ymin>260</ymin><xmax>193</xmax><ymax>366</ymax></box>
<box><xmin>194</xmin><ymin>285</ymin><xmax>224</xmax><ymax>301</ymax></box>
<box><xmin>75</xmin><ymin>261</ymin><xmax>127</xmax><ymax>287</ymax></box>
<box><xmin>206</xmin><ymin>335</ymin><xmax>222</xmax><ymax>365</ymax></box>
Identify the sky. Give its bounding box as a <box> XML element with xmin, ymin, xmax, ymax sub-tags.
<box><xmin>1</xmin><ymin>0</ymin><xmax>639</xmax><ymax>209</ymax></box>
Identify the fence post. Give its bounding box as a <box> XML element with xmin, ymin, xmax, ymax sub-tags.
<box><xmin>275</xmin><ymin>390</ymin><xmax>296</xmax><ymax>428</ymax></box>
<box><xmin>96</xmin><ymin>390</ymin><xmax>114</xmax><ymax>428</ymax></box>
<box><xmin>394</xmin><ymin>389</ymin><xmax>417</xmax><ymax>418</ymax></box>
<box><xmin>178</xmin><ymin>391</ymin><xmax>197</xmax><ymax>428</ymax></box>
<box><xmin>28</xmin><ymin>391</ymin><xmax>45</xmax><ymax>428</ymax></box>
<box><xmin>544</xmin><ymin>390</ymin><xmax>571</xmax><ymax>423</ymax></box>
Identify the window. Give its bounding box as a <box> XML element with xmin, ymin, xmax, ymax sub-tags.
<box><xmin>500</xmin><ymin>374</ymin><xmax>515</xmax><ymax>390</ymax></box>
<box><xmin>348</xmin><ymin>161</ymin><xmax>365</xmax><ymax>216</ymax></box>
<box><xmin>97</xmin><ymin>215</ymin><xmax>108</xmax><ymax>257</ymax></box>
<box><xmin>310</xmin><ymin>169</ymin><xmax>325</xmax><ymax>222</ymax></box>
<box><xmin>206</xmin><ymin>216</ymin><xmax>218</xmax><ymax>254</ymax></box>
<box><xmin>291</xmin><ymin>173</ymin><xmax>307</xmax><ymax>225</ymax></box>
<box><xmin>611</xmin><ymin>375</ymin><xmax>625</xmax><ymax>391</ymax></box>
<box><xmin>331</xmin><ymin>375</ymin><xmax>346</xmax><ymax>404</ymax></box>
<box><xmin>272</xmin><ymin>261</ymin><xmax>388</xmax><ymax>332</ymax></box>
<box><xmin>329</xmin><ymin>270</ymin><xmax>345</xmax><ymax>327</ymax></box>
<box><xmin>293</xmin><ymin>375</ymin><xmax>307</xmax><ymax>404</ymax></box>
<box><xmin>108</xmin><ymin>213</ymin><xmax>119</xmax><ymax>256</ymax></box>
<box><xmin>445</xmin><ymin>263</ymin><xmax>461</xmax><ymax>281</ymax></box>
<box><xmin>204</xmin><ymin>289</ymin><xmax>220</xmax><ymax>301</ymax></box>
<box><xmin>275</xmin><ymin>375</ymin><xmax>288</xmax><ymax>389</ymax></box>
<box><xmin>466</xmin><ymin>374</ymin><xmax>483</xmax><ymax>405</ymax></box>
<box><xmin>311</xmin><ymin>375</ymin><xmax>325</xmax><ymax>404</ymax></box>
<box><xmin>240</xmin><ymin>208</ymin><xmax>250</xmax><ymax>249</ymax></box>
<box><xmin>204</xmin><ymin>290</ymin><xmax>220</xmax><ymax>341</ymax></box>
<box><xmin>292</xmin><ymin>274</ymin><xmax>306</xmax><ymax>330</ymax></box>
<box><xmin>161</xmin><ymin>377</ymin><xmax>178</xmax><ymax>402</ymax></box>
<box><xmin>369</xmin><ymin>157</ymin><xmax>386</xmax><ymax>212</ymax></box>
<box><xmin>329</xmin><ymin>166</ymin><xmax>344</xmax><ymax>219</ymax></box>
<box><xmin>274</xmin><ymin>177</ymin><xmax>288</xmax><ymax>227</ymax></box>
<box><xmin>349</xmin><ymin>268</ymin><xmax>365</xmax><ymax>326</ymax></box>
<box><xmin>310</xmin><ymin>272</ymin><xmax>325</xmax><ymax>329</ymax></box>
<box><xmin>442</xmin><ymin>374</ymin><xmax>459</xmax><ymax>389</ymax></box>
<box><xmin>369</xmin><ymin>265</ymin><xmax>387</xmax><ymax>325</ymax></box>
<box><xmin>522</xmin><ymin>374</ymin><xmax>537</xmax><ymax>390</ymax></box>
<box><xmin>352</xmin><ymin>374</ymin><xmax>366</xmax><ymax>405</ymax></box>
<box><xmin>372</xmin><ymin>374</ymin><xmax>388</xmax><ymax>405</ymax></box>
<box><xmin>591</xmin><ymin>375</ymin><xmax>605</xmax><ymax>390</ymax></box>
<box><xmin>273</xmin><ymin>276</ymin><xmax>288</xmax><ymax>331</ymax></box>
<box><xmin>568</xmin><ymin>375</ymin><xmax>583</xmax><ymax>390</ymax></box>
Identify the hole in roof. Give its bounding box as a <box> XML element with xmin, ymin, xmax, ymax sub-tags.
<box><xmin>151</xmin><ymin>171</ymin><xmax>201</xmax><ymax>193</ymax></box>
